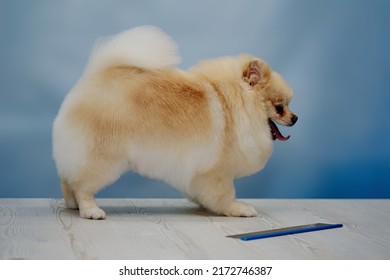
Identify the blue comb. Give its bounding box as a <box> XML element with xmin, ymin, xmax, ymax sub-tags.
<box><xmin>226</xmin><ymin>223</ymin><xmax>343</xmax><ymax>241</ymax></box>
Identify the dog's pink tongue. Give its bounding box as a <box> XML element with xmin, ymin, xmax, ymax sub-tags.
<box><xmin>268</xmin><ymin>119</ymin><xmax>290</xmax><ymax>141</ymax></box>
<box><xmin>276</xmin><ymin>132</ymin><xmax>290</xmax><ymax>141</ymax></box>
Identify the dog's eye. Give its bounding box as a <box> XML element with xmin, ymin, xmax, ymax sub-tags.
<box><xmin>275</xmin><ymin>105</ymin><xmax>284</xmax><ymax>115</ymax></box>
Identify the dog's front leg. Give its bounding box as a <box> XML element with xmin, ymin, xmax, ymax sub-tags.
<box><xmin>189</xmin><ymin>174</ymin><xmax>257</xmax><ymax>217</ymax></box>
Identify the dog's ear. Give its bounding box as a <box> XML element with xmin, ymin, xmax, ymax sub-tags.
<box><xmin>243</xmin><ymin>60</ymin><xmax>270</xmax><ymax>87</ymax></box>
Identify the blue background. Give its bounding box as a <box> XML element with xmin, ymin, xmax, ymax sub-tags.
<box><xmin>1</xmin><ymin>0</ymin><xmax>389</xmax><ymax>198</ymax></box>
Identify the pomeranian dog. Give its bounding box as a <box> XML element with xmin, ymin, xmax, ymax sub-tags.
<box><xmin>53</xmin><ymin>26</ymin><xmax>297</xmax><ymax>219</ymax></box>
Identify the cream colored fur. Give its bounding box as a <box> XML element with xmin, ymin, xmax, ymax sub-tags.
<box><xmin>52</xmin><ymin>26</ymin><xmax>297</xmax><ymax>219</ymax></box>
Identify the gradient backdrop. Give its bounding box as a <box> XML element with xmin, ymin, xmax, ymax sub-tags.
<box><xmin>1</xmin><ymin>0</ymin><xmax>390</xmax><ymax>198</ymax></box>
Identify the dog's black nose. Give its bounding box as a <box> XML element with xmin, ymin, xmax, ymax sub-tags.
<box><xmin>291</xmin><ymin>115</ymin><xmax>298</xmax><ymax>125</ymax></box>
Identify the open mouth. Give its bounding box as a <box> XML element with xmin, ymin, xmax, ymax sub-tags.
<box><xmin>268</xmin><ymin>119</ymin><xmax>290</xmax><ymax>141</ymax></box>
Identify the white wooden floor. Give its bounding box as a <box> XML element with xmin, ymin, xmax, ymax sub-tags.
<box><xmin>0</xmin><ymin>199</ymin><xmax>389</xmax><ymax>259</ymax></box>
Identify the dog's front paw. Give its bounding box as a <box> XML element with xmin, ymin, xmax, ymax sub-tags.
<box><xmin>80</xmin><ymin>207</ymin><xmax>106</xmax><ymax>220</ymax></box>
<box><xmin>224</xmin><ymin>201</ymin><xmax>258</xmax><ymax>217</ymax></box>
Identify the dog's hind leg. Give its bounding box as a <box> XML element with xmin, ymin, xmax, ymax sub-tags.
<box><xmin>61</xmin><ymin>178</ymin><xmax>78</xmax><ymax>209</ymax></box>
<box><xmin>73</xmin><ymin>185</ymin><xmax>106</xmax><ymax>220</ymax></box>
<box><xmin>70</xmin><ymin>161</ymin><xmax>126</xmax><ymax>220</ymax></box>
<box><xmin>61</xmin><ymin>177</ymin><xmax>105</xmax><ymax>219</ymax></box>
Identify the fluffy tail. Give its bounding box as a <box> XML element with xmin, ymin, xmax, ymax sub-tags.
<box><xmin>83</xmin><ymin>26</ymin><xmax>181</xmax><ymax>75</ymax></box>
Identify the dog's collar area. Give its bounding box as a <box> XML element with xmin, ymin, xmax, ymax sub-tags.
<box><xmin>268</xmin><ymin>119</ymin><xmax>290</xmax><ymax>141</ymax></box>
